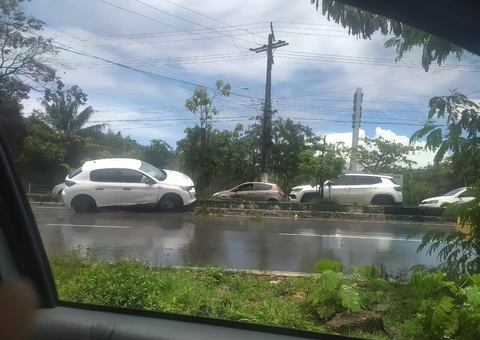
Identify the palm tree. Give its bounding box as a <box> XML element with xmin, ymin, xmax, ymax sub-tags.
<box><xmin>39</xmin><ymin>84</ymin><xmax>106</xmax><ymax>165</ymax></box>
<box><xmin>40</xmin><ymin>87</ymin><xmax>105</xmax><ymax>145</ymax></box>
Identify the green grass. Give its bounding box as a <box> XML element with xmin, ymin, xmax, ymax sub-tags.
<box><xmin>48</xmin><ymin>249</ymin><xmax>429</xmax><ymax>338</ymax></box>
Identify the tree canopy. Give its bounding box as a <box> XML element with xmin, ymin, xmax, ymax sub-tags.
<box><xmin>311</xmin><ymin>0</ymin><xmax>465</xmax><ymax>72</ymax></box>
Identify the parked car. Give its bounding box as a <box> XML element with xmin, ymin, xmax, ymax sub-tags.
<box><xmin>419</xmin><ymin>187</ymin><xmax>475</xmax><ymax>208</ymax></box>
<box><xmin>51</xmin><ymin>183</ymin><xmax>65</xmax><ymax>198</ymax></box>
<box><xmin>212</xmin><ymin>182</ymin><xmax>285</xmax><ymax>202</ymax></box>
<box><xmin>289</xmin><ymin>173</ymin><xmax>403</xmax><ymax>205</ymax></box>
<box><xmin>62</xmin><ymin>158</ymin><xmax>196</xmax><ymax>212</ymax></box>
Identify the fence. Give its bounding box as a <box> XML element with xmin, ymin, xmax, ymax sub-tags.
<box><xmin>21</xmin><ymin>181</ymin><xmax>54</xmax><ymax>195</ymax></box>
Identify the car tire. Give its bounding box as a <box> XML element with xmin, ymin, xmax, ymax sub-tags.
<box><xmin>371</xmin><ymin>195</ymin><xmax>394</xmax><ymax>206</ymax></box>
<box><xmin>71</xmin><ymin>195</ymin><xmax>96</xmax><ymax>213</ymax></box>
<box><xmin>267</xmin><ymin>198</ymin><xmax>278</xmax><ymax>202</ymax></box>
<box><xmin>159</xmin><ymin>194</ymin><xmax>182</xmax><ymax>212</ymax></box>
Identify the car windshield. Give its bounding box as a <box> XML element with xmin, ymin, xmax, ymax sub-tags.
<box><xmin>139</xmin><ymin>161</ymin><xmax>167</xmax><ymax>181</ymax></box>
<box><xmin>442</xmin><ymin>188</ymin><xmax>464</xmax><ymax>196</ymax></box>
<box><xmin>9</xmin><ymin>0</ymin><xmax>480</xmax><ymax>339</ymax></box>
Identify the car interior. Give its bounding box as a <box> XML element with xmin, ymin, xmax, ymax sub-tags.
<box><xmin>1</xmin><ymin>1</ymin><xmax>479</xmax><ymax>339</ymax></box>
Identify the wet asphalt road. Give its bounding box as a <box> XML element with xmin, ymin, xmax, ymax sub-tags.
<box><xmin>33</xmin><ymin>207</ymin><xmax>456</xmax><ymax>274</ymax></box>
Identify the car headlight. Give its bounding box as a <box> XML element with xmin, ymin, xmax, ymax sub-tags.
<box><xmin>180</xmin><ymin>186</ymin><xmax>194</xmax><ymax>191</ymax></box>
<box><xmin>212</xmin><ymin>192</ymin><xmax>219</xmax><ymax>197</ymax></box>
<box><xmin>291</xmin><ymin>188</ymin><xmax>302</xmax><ymax>192</ymax></box>
<box><xmin>423</xmin><ymin>200</ymin><xmax>438</xmax><ymax>204</ymax></box>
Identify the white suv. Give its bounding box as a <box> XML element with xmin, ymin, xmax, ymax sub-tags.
<box><xmin>289</xmin><ymin>173</ymin><xmax>403</xmax><ymax>205</ymax></box>
<box><xmin>62</xmin><ymin>158</ymin><xmax>196</xmax><ymax>212</ymax></box>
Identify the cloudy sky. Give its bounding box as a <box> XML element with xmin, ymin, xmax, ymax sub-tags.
<box><xmin>22</xmin><ymin>0</ymin><xmax>480</xmax><ymax>167</ymax></box>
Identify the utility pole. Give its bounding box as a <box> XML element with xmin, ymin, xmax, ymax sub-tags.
<box><xmin>349</xmin><ymin>87</ymin><xmax>363</xmax><ymax>172</ymax></box>
<box><xmin>320</xmin><ymin>135</ymin><xmax>326</xmax><ymax>200</ymax></box>
<box><xmin>250</xmin><ymin>22</ymin><xmax>289</xmax><ymax>183</ymax></box>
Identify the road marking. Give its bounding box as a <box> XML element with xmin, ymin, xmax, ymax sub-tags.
<box><xmin>278</xmin><ymin>233</ymin><xmax>422</xmax><ymax>242</ymax></box>
<box><xmin>47</xmin><ymin>223</ymin><xmax>131</xmax><ymax>229</ymax></box>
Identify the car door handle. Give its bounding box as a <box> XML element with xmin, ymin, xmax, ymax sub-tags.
<box><xmin>345</xmin><ymin>187</ymin><xmax>350</xmax><ymax>190</ymax></box>
<box><xmin>95</xmin><ymin>187</ymin><xmax>104</xmax><ymax>190</ymax></box>
<box><xmin>371</xmin><ymin>187</ymin><xmax>377</xmax><ymax>189</ymax></box>
<box><xmin>123</xmin><ymin>188</ymin><xmax>131</xmax><ymax>190</ymax></box>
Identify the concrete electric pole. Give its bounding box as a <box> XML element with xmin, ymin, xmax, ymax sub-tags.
<box><xmin>349</xmin><ymin>87</ymin><xmax>363</xmax><ymax>172</ymax></box>
<box><xmin>250</xmin><ymin>23</ymin><xmax>288</xmax><ymax>183</ymax></box>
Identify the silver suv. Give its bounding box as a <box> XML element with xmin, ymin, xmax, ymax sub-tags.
<box><xmin>289</xmin><ymin>173</ymin><xmax>403</xmax><ymax>205</ymax></box>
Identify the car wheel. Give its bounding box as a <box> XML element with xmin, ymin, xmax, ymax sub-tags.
<box><xmin>159</xmin><ymin>194</ymin><xmax>182</xmax><ymax>212</ymax></box>
<box><xmin>371</xmin><ymin>196</ymin><xmax>394</xmax><ymax>206</ymax></box>
<box><xmin>72</xmin><ymin>195</ymin><xmax>96</xmax><ymax>213</ymax></box>
<box><xmin>267</xmin><ymin>198</ymin><xmax>277</xmax><ymax>202</ymax></box>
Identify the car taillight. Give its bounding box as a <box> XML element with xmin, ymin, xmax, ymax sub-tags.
<box><xmin>394</xmin><ymin>185</ymin><xmax>402</xmax><ymax>192</ymax></box>
<box><xmin>65</xmin><ymin>180</ymin><xmax>76</xmax><ymax>187</ymax></box>
<box><xmin>277</xmin><ymin>185</ymin><xmax>284</xmax><ymax>195</ymax></box>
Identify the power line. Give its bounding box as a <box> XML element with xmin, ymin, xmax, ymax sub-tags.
<box><xmin>44</xmin><ymin>24</ymin><xmax>203</xmax><ymax>89</ymax></box>
<box><xmin>99</xmin><ymin>0</ymin><xmax>248</xmax><ymax>50</ymax></box>
<box><xmin>134</xmin><ymin>0</ymin><xmax>260</xmax><ymax>51</ymax></box>
<box><xmin>163</xmin><ymin>0</ymin><xmax>266</xmax><ymax>40</ymax></box>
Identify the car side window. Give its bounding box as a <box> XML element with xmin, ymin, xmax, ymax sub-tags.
<box><xmin>460</xmin><ymin>189</ymin><xmax>475</xmax><ymax>198</ymax></box>
<box><xmin>332</xmin><ymin>176</ymin><xmax>354</xmax><ymax>185</ymax></box>
<box><xmin>238</xmin><ymin>183</ymin><xmax>253</xmax><ymax>191</ymax></box>
<box><xmin>90</xmin><ymin>169</ymin><xmax>119</xmax><ymax>182</ymax></box>
<box><xmin>253</xmin><ymin>183</ymin><xmax>272</xmax><ymax>191</ymax></box>
<box><xmin>354</xmin><ymin>176</ymin><xmax>382</xmax><ymax>185</ymax></box>
<box><xmin>121</xmin><ymin>169</ymin><xmax>150</xmax><ymax>183</ymax></box>
<box><xmin>68</xmin><ymin>166</ymin><xmax>83</xmax><ymax>179</ymax></box>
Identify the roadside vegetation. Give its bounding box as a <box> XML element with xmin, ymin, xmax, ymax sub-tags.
<box><xmin>49</xmin><ymin>249</ymin><xmax>480</xmax><ymax>339</ymax></box>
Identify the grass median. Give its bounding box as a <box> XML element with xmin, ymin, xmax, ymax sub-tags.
<box><xmin>48</xmin><ymin>248</ymin><xmax>469</xmax><ymax>340</ymax></box>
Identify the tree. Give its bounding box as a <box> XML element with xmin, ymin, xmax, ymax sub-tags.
<box><xmin>269</xmin><ymin>117</ymin><xmax>321</xmax><ymax>192</ymax></box>
<box><xmin>410</xmin><ymin>91</ymin><xmax>480</xmax><ymax>276</ymax></box>
<box><xmin>310</xmin><ymin>0</ymin><xmax>464</xmax><ymax>72</ymax></box>
<box><xmin>184</xmin><ymin>80</ymin><xmax>231</xmax><ymax>151</ymax></box>
<box><xmin>0</xmin><ymin>0</ymin><xmax>58</xmax><ymax>100</ymax></box>
<box><xmin>353</xmin><ymin>136</ymin><xmax>421</xmax><ymax>173</ymax></box>
<box><xmin>143</xmin><ymin>139</ymin><xmax>176</xmax><ymax>170</ymax></box>
<box><xmin>298</xmin><ymin>143</ymin><xmax>346</xmax><ymax>199</ymax></box>
<box><xmin>184</xmin><ymin>80</ymin><xmax>231</xmax><ymax>190</ymax></box>
<box><xmin>410</xmin><ymin>90</ymin><xmax>480</xmax><ymax>186</ymax></box>
<box><xmin>37</xmin><ymin>81</ymin><xmax>105</xmax><ymax>168</ymax></box>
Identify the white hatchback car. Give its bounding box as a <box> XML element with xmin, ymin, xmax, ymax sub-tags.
<box><xmin>62</xmin><ymin>158</ymin><xmax>196</xmax><ymax>212</ymax></box>
<box><xmin>289</xmin><ymin>173</ymin><xmax>403</xmax><ymax>205</ymax></box>
<box><xmin>419</xmin><ymin>187</ymin><xmax>475</xmax><ymax>208</ymax></box>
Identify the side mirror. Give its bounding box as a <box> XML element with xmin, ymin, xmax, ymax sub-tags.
<box><xmin>146</xmin><ymin>179</ymin><xmax>156</xmax><ymax>185</ymax></box>
<box><xmin>233</xmin><ymin>188</ymin><xmax>238</xmax><ymax>192</ymax></box>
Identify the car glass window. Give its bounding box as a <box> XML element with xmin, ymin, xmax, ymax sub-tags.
<box><xmin>332</xmin><ymin>176</ymin><xmax>354</xmax><ymax>185</ymax></box>
<box><xmin>460</xmin><ymin>189</ymin><xmax>475</xmax><ymax>197</ymax></box>
<box><xmin>237</xmin><ymin>184</ymin><xmax>253</xmax><ymax>191</ymax></box>
<box><xmin>121</xmin><ymin>169</ymin><xmax>149</xmax><ymax>183</ymax></box>
<box><xmin>443</xmin><ymin>188</ymin><xmax>464</xmax><ymax>196</ymax></box>
<box><xmin>253</xmin><ymin>183</ymin><xmax>272</xmax><ymax>191</ymax></box>
<box><xmin>90</xmin><ymin>169</ymin><xmax>118</xmax><ymax>182</ymax></box>
<box><xmin>68</xmin><ymin>166</ymin><xmax>83</xmax><ymax>179</ymax></box>
<box><xmin>10</xmin><ymin>0</ymin><xmax>480</xmax><ymax>338</ymax></box>
<box><xmin>139</xmin><ymin>161</ymin><xmax>167</xmax><ymax>181</ymax></box>
<box><xmin>354</xmin><ymin>176</ymin><xmax>382</xmax><ymax>185</ymax></box>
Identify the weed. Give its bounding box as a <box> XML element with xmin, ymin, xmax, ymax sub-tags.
<box><xmin>309</xmin><ymin>198</ymin><xmax>339</xmax><ymax>205</ymax></box>
<box><xmin>250</xmin><ymin>213</ymin><xmax>264</xmax><ymax>222</ymax></box>
<box><xmin>49</xmin><ymin>251</ymin><xmax>470</xmax><ymax>339</ymax></box>
<box><xmin>195</xmin><ymin>205</ymin><xmax>211</xmax><ymax>216</ymax></box>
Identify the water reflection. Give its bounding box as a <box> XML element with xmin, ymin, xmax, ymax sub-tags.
<box><xmin>36</xmin><ymin>210</ymin><xmax>453</xmax><ymax>273</ymax></box>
